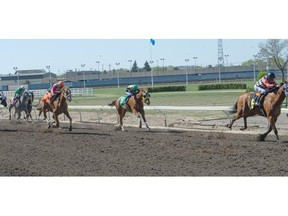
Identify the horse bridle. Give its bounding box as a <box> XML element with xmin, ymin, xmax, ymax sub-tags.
<box><xmin>63</xmin><ymin>88</ymin><xmax>72</xmax><ymax>102</ymax></box>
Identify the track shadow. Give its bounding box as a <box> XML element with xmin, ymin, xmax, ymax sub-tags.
<box><xmin>0</xmin><ymin>129</ymin><xmax>18</xmax><ymax>132</ymax></box>
<box><xmin>59</xmin><ymin>131</ymin><xmax>111</xmax><ymax>136</ymax></box>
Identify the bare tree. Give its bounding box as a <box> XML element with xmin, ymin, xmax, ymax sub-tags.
<box><xmin>259</xmin><ymin>39</ymin><xmax>288</xmax><ymax>81</ymax></box>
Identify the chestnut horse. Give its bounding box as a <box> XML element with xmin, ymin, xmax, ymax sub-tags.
<box><xmin>37</xmin><ymin>92</ymin><xmax>52</xmax><ymax>120</ymax></box>
<box><xmin>47</xmin><ymin>86</ymin><xmax>72</xmax><ymax>131</ymax></box>
<box><xmin>109</xmin><ymin>89</ymin><xmax>151</xmax><ymax>131</ymax></box>
<box><xmin>227</xmin><ymin>82</ymin><xmax>286</xmax><ymax>142</ymax></box>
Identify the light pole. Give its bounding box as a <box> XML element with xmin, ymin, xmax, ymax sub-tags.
<box><xmin>116</xmin><ymin>62</ymin><xmax>120</xmax><ymax>88</ymax></box>
<box><xmin>46</xmin><ymin>65</ymin><xmax>51</xmax><ymax>87</ymax></box>
<box><xmin>160</xmin><ymin>58</ymin><xmax>165</xmax><ymax>75</ymax></box>
<box><xmin>185</xmin><ymin>59</ymin><xmax>189</xmax><ymax>85</ymax></box>
<box><xmin>13</xmin><ymin>67</ymin><xmax>18</xmax><ymax>86</ymax></box>
<box><xmin>253</xmin><ymin>54</ymin><xmax>257</xmax><ymax>81</ymax></box>
<box><xmin>193</xmin><ymin>57</ymin><xmax>197</xmax><ymax>73</ymax></box>
<box><xmin>96</xmin><ymin>61</ymin><xmax>100</xmax><ymax>72</ymax></box>
<box><xmin>149</xmin><ymin>60</ymin><xmax>154</xmax><ymax>88</ymax></box>
<box><xmin>224</xmin><ymin>55</ymin><xmax>229</xmax><ymax>67</ymax></box>
<box><xmin>81</xmin><ymin>64</ymin><xmax>85</xmax><ymax>90</ymax></box>
<box><xmin>128</xmin><ymin>60</ymin><xmax>132</xmax><ymax>76</ymax></box>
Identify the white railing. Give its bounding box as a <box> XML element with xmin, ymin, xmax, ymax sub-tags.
<box><xmin>2</xmin><ymin>105</ymin><xmax>288</xmax><ymax>128</ymax></box>
<box><xmin>1</xmin><ymin>88</ymin><xmax>94</xmax><ymax>98</ymax></box>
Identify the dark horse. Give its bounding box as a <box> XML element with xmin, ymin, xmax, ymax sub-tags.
<box><xmin>0</xmin><ymin>92</ymin><xmax>8</xmax><ymax>108</ymax></box>
<box><xmin>227</xmin><ymin>82</ymin><xmax>286</xmax><ymax>142</ymax></box>
<box><xmin>8</xmin><ymin>90</ymin><xmax>33</xmax><ymax>122</ymax></box>
<box><xmin>109</xmin><ymin>89</ymin><xmax>151</xmax><ymax>131</ymax></box>
<box><xmin>48</xmin><ymin>86</ymin><xmax>72</xmax><ymax>131</ymax></box>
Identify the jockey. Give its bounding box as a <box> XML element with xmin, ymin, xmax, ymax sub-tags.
<box><xmin>41</xmin><ymin>89</ymin><xmax>51</xmax><ymax>104</ymax></box>
<box><xmin>50</xmin><ymin>81</ymin><xmax>65</xmax><ymax>106</ymax></box>
<box><xmin>125</xmin><ymin>84</ymin><xmax>140</xmax><ymax>97</ymax></box>
<box><xmin>254</xmin><ymin>72</ymin><xmax>278</xmax><ymax>106</ymax></box>
<box><xmin>14</xmin><ymin>85</ymin><xmax>25</xmax><ymax>103</ymax></box>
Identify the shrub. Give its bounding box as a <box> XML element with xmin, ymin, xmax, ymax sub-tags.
<box><xmin>147</xmin><ymin>86</ymin><xmax>186</xmax><ymax>92</ymax></box>
<box><xmin>198</xmin><ymin>83</ymin><xmax>246</xmax><ymax>90</ymax></box>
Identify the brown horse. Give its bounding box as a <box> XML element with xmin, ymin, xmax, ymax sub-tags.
<box><xmin>227</xmin><ymin>82</ymin><xmax>286</xmax><ymax>142</ymax></box>
<box><xmin>48</xmin><ymin>86</ymin><xmax>72</xmax><ymax>131</ymax></box>
<box><xmin>37</xmin><ymin>92</ymin><xmax>52</xmax><ymax>120</ymax></box>
<box><xmin>109</xmin><ymin>89</ymin><xmax>151</xmax><ymax>131</ymax></box>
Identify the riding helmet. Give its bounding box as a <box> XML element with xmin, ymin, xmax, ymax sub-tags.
<box><xmin>268</xmin><ymin>72</ymin><xmax>276</xmax><ymax>79</ymax></box>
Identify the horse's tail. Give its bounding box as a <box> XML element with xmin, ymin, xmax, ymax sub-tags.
<box><xmin>229</xmin><ymin>102</ymin><xmax>237</xmax><ymax>114</ymax></box>
<box><xmin>108</xmin><ymin>99</ymin><xmax>117</xmax><ymax>106</ymax></box>
<box><xmin>33</xmin><ymin>99</ymin><xmax>41</xmax><ymax>109</ymax></box>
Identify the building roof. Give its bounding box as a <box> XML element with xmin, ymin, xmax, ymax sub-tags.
<box><xmin>15</xmin><ymin>69</ymin><xmax>46</xmax><ymax>75</ymax></box>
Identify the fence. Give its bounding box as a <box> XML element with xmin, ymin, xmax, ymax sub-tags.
<box><xmin>1</xmin><ymin>88</ymin><xmax>94</xmax><ymax>98</ymax></box>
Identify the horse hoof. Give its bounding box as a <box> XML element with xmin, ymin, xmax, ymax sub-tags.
<box><xmin>226</xmin><ymin>124</ymin><xmax>232</xmax><ymax>130</ymax></box>
<box><xmin>69</xmin><ymin>127</ymin><xmax>72</xmax><ymax>131</ymax></box>
<box><xmin>257</xmin><ymin>134</ymin><xmax>265</xmax><ymax>141</ymax></box>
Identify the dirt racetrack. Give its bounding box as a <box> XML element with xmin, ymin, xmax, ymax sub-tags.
<box><xmin>1</xmin><ymin>116</ymin><xmax>288</xmax><ymax>176</ymax></box>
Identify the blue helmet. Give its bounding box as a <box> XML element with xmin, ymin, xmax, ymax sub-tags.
<box><xmin>268</xmin><ymin>72</ymin><xmax>276</xmax><ymax>79</ymax></box>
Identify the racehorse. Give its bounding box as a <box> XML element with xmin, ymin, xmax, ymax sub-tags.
<box><xmin>109</xmin><ymin>89</ymin><xmax>151</xmax><ymax>131</ymax></box>
<box><xmin>48</xmin><ymin>86</ymin><xmax>72</xmax><ymax>131</ymax></box>
<box><xmin>227</xmin><ymin>82</ymin><xmax>286</xmax><ymax>142</ymax></box>
<box><xmin>0</xmin><ymin>92</ymin><xmax>8</xmax><ymax>107</ymax></box>
<box><xmin>36</xmin><ymin>92</ymin><xmax>52</xmax><ymax>120</ymax></box>
<box><xmin>9</xmin><ymin>90</ymin><xmax>34</xmax><ymax>122</ymax></box>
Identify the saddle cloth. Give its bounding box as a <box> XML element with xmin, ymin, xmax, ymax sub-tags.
<box><xmin>119</xmin><ymin>95</ymin><xmax>131</xmax><ymax>106</ymax></box>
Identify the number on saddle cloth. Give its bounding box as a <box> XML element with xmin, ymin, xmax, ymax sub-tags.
<box><xmin>250</xmin><ymin>92</ymin><xmax>261</xmax><ymax>109</ymax></box>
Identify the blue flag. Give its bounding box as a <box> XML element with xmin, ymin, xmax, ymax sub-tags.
<box><xmin>150</xmin><ymin>39</ymin><xmax>155</xmax><ymax>46</ymax></box>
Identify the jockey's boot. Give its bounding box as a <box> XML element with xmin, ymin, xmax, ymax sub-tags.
<box><xmin>254</xmin><ymin>96</ymin><xmax>260</xmax><ymax>107</ymax></box>
<box><xmin>258</xmin><ymin>94</ymin><xmax>265</xmax><ymax>109</ymax></box>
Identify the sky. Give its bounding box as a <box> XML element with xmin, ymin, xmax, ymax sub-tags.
<box><xmin>0</xmin><ymin>39</ymin><xmax>267</xmax><ymax>75</ymax></box>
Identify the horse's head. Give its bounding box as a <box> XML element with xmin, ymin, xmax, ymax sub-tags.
<box><xmin>0</xmin><ymin>92</ymin><xmax>7</xmax><ymax>107</ymax></box>
<box><xmin>23</xmin><ymin>90</ymin><xmax>33</xmax><ymax>100</ymax></box>
<box><xmin>28</xmin><ymin>90</ymin><xmax>34</xmax><ymax>102</ymax></box>
<box><xmin>141</xmin><ymin>90</ymin><xmax>151</xmax><ymax>105</ymax></box>
<box><xmin>62</xmin><ymin>87</ymin><xmax>72</xmax><ymax>102</ymax></box>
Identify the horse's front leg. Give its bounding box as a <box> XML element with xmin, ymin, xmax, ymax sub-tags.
<box><xmin>54</xmin><ymin>113</ymin><xmax>60</xmax><ymax>128</ymax></box>
<box><xmin>266</xmin><ymin>116</ymin><xmax>280</xmax><ymax>142</ymax></box>
<box><xmin>16</xmin><ymin>111</ymin><xmax>21</xmax><ymax>122</ymax></box>
<box><xmin>139</xmin><ymin>110</ymin><xmax>150</xmax><ymax>130</ymax></box>
<box><xmin>118</xmin><ymin>110</ymin><xmax>126</xmax><ymax>131</ymax></box>
<box><xmin>64</xmin><ymin>111</ymin><xmax>72</xmax><ymax>131</ymax></box>
<box><xmin>257</xmin><ymin>116</ymin><xmax>274</xmax><ymax>142</ymax></box>
<box><xmin>8</xmin><ymin>105</ymin><xmax>12</xmax><ymax>120</ymax></box>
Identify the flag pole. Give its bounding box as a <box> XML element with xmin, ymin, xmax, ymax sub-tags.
<box><xmin>150</xmin><ymin>39</ymin><xmax>154</xmax><ymax>88</ymax></box>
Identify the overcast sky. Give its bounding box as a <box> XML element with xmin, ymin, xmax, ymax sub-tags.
<box><xmin>0</xmin><ymin>39</ymin><xmax>266</xmax><ymax>75</ymax></box>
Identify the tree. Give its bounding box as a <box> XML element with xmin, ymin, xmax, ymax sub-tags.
<box><xmin>131</xmin><ymin>60</ymin><xmax>139</xmax><ymax>72</ymax></box>
<box><xmin>143</xmin><ymin>61</ymin><xmax>151</xmax><ymax>72</ymax></box>
<box><xmin>259</xmin><ymin>39</ymin><xmax>288</xmax><ymax>81</ymax></box>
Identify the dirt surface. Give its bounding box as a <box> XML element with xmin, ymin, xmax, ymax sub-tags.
<box><xmin>1</xmin><ymin>110</ymin><xmax>288</xmax><ymax>176</ymax></box>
